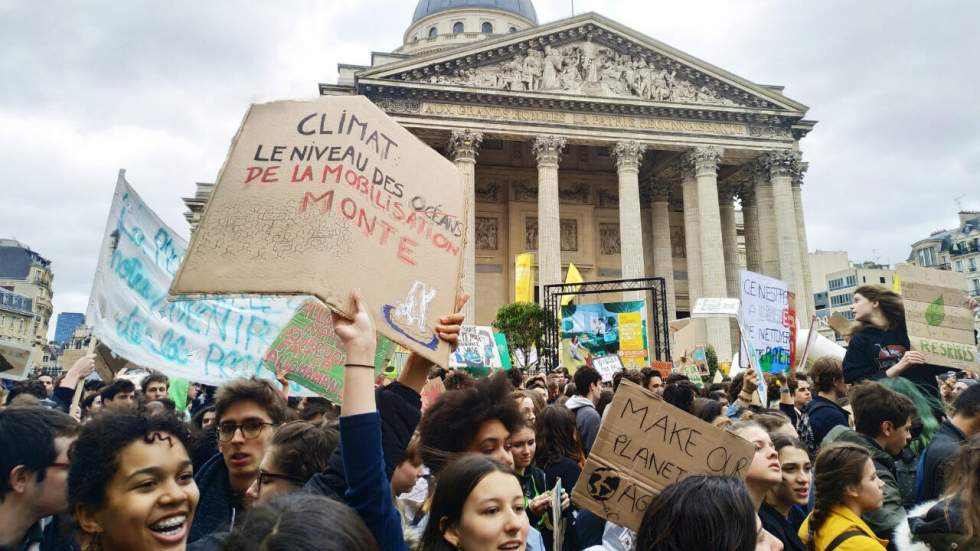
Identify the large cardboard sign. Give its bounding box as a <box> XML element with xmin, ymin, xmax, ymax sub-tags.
<box><xmin>262</xmin><ymin>300</ymin><xmax>393</xmax><ymax>403</ymax></box>
<box><xmin>571</xmin><ymin>380</ymin><xmax>754</xmax><ymax>531</ymax></box>
<box><xmin>449</xmin><ymin>325</ymin><xmax>504</xmax><ymax>378</ymax></box>
<box><xmin>897</xmin><ymin>264</ymin><xmax>979</xmax><ymax>373</ymax></box>
<box><xmin>86</xmin><ymin>172</ymin><xmax>310</xmax><ymax>390</ymax></box>
<box><xmin>0</xmin><ymin>340</ymin><xmax>33</xmax><ymax>380</ymax></box>
<box><xmin>560</xmin><ymin>301</ymin><xmax>648</xmax><ymax>372</ymax></box>
<box><xmin>170</xmin><ymin>96</ymin><xmax>465</xmax><ymax>367</ymax></box>
<box><xmin>739</xmin><ymin>270</ymin><xmax>795</xmax><ymax>373</ymax></box>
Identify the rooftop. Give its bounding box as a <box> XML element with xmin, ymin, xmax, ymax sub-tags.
<box><xmin>412</xmin><ymin>0</ymin><xmax>538</xmax><ymax>23</ymax></box>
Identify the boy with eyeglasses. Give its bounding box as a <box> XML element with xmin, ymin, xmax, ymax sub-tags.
<box><xmin>189</xmin><ymin>378</ymin><xmax>290</xmax><ymax>543</ymax></box>
<box><xmin>0</xmin><ymin>407</ymin><xmax>79</xmax><ymax>551</ymax></box>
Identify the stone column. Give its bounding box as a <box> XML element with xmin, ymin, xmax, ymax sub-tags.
<box><xmin>448</xmin><ymin>130</ymin><xmax>483</xmax><ymax>323</ymax></box>
<box><xmin>689</xmin><ymin>146</ymin><xmax>732</xmax><ymax>360</ymax></box>
<box><xmin>718</xmin><ymin>184</ymin><xmax>740</xmax><ymax>298</ymax></box>
<box><xmin>532</xmin><ymin>135</ymin><xmax>566</xmax><ymax>305</ymax></box>
<box><xmin>649</xmin><ymin>180</ymin><xmax>676</xmax><ymax>321</ymax></box>
<box><xmin>765</xmin><ymin>150</ymin><xmax>806</xmax><ymax>321</ymax></box>
<box><xmin>739</xmin><ymin>183</ymin><xmax>762</xmax><ymax>273</ymax></box>
<box><xmin>793</xmin><ymin>162</ymin><xmax>815</xmax><ymax>323</ymax></box>
<box><xmin>680</xmin><ymin>160</ymin><xmax>702</xmax><ymax>312</ymax></box>
<box><xmin>753</xmin><ymin>160</ymin><xmax>780</xmax><ymax>278</ymax></box>
<box><xmin>613</xmin><ymin>140</ymin><xmax>647</xmax><ymax>302</ymax></box>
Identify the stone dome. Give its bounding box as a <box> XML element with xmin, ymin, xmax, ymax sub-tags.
<box><xmin>411</xmin><ymin>0</ymin><xmax>538</xmax><ymax>24</ymax></box>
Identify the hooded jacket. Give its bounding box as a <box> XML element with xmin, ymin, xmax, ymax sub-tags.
<box><xmin>822</xmin><ymin>425</ymin><xmax>907</xmax><ymax>542</ymax></box>
<box><xmin>916</xmin><ymin>420</ymin><xmax>967</xmax><ymax>503</ymax></box>
<box><xmin>188</xmin><ymin>453</ymin><xmax>242</xmax><ymax>543</ymax></box>
<box><xmin>895</xmin><ymin>498</ymin><xmax>978</xmax><ymax>551</ymax></box>
<box><xmin>565</xmin><ymin>395</ymin><xmax>601</xmax><ymax>455</ymax></box>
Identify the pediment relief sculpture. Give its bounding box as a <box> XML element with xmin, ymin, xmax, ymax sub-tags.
<box><xmin>415</xmin><ymin>40</ymin><xmax>745</xmax><ymax>107</ymax></box>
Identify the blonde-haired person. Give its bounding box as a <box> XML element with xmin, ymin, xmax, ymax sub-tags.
<box><xmin>799</xmin><ymin>443</ymin><xmax>888</xmax><ymax>551</ymax></box>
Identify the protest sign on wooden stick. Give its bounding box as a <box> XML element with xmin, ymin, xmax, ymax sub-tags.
<box><xmin>571</xmin><ymin>380</ymin><xmax>754</xmax><ymax>531</ymax></box>
<box><xmin>170</xmin><ymin>96</ymin><xmax>465</xmax><ymax>366</ymax></box>
<box><xmin>897</xmin><ymin>264</ymin><xmax>978</xmax><ymax>373</ymax></box>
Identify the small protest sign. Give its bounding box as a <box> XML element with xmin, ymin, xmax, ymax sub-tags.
<box><xmin>897</xmin><ymin>264</ymin><xmax>979</xmax><ymax>373</ymax></box>
<box><xmin>262</xmin><ymin>300</ymin><xmax>393</xmax><ymax>403</ymax></box>
<box><xmin>60</xmin><ymin>343</ymin><xmax>129</xmax><ymax>382</ymax></box>
<box><xmin>449</xmin><ymin>325</ymin><xmax>504</xmax><ymax>377</ymax></box>
<box><xmin>0</xmin><ymin>340</ymin><xmax>33</xmax><ymax>380</ymax></box>
<box><xmin>420</xmin><ymin>375</ymin><xmax>446</xmax><ymax>411</ymax></box>
<box><xmin>571</xmin><ymin>380</ymin><xmax>755</xmax><ymax>531</ymax></box>
<box><xmin>170</xmin><ymin>96</ymin><xmax>465</xmax><ymax>367</ymax></box>
<box><xmin>691</xmin><ymin>297</ymin><xmax>741</xmax><ymax>318</ymax></box>
<box><xmin>739</xmin><ymin>270</ymin><xmax>794</xmax><ymax>373</ymax></box>
<box><xmin>826</xmin><ymin>312</ymin><xmax>852</xmax><ymax>338</ymax></box>
<box><xmin>592</xmin><ymin>354</ymin><xmax>624</xmax><ymax>383</ymax></box>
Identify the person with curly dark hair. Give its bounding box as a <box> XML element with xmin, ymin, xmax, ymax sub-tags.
<box><xmin>69</xmin><ymin>412</ymin><xmax>199</xmax><ymax>551</ymax></box>
<box><xmin>417</xmin><ymin>372</ymin><xmax>524</xmax><ymax>476</ymax></box>
<box><xmin>798</xmin><ymin>443</ymin><xmax>887</xmax><ymax>550</ymax></box>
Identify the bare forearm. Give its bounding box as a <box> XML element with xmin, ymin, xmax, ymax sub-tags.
<box><xmin>399</xmin><ymin>352</ymin><xmax>433</xmax><ymax>393</ymax></box>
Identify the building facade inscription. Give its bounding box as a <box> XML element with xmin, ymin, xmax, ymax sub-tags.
<box><xmin>420</xmin><ymin>102</ymin><xmax>765</xmax><ymax>137</ymax></box>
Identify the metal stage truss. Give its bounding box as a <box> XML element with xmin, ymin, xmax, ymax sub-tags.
<box><xmin>540</xmin><ymin>277</ymin><xmax>671</xmax><ymax>371</ymax></box>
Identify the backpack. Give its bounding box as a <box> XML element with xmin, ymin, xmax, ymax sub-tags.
<box><xmin>797</xmin><ymin>400</ymin><xmax>833</xmax><ymax>457</ymax></box>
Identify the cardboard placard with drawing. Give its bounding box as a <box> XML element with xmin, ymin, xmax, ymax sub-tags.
<box><xmin>170</xmin><ymin>96</ymin><xmax>466</xmax><ymax>366</ymax></box>
<box><xmin>571</xmin><ymin>380</ymin><xmax>755</xmax><ymax>532</ymax></box>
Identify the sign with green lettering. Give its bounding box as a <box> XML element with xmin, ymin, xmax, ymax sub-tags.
<box><xmin>897</xmin><ymin>264</ymin><xmax>978</xmax><ymax>373</ymax></box>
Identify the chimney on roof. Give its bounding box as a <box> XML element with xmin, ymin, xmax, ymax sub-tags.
<box><xmin>959</xmin><ymin>210</ymin><xmax>980</xmax><ymax>227</ymax></box>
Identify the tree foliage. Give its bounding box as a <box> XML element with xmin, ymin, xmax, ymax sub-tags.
<box><xmin>492</xmin><ymin>302</ymin><xmax>547</xmax><ymax>370</ymax></box>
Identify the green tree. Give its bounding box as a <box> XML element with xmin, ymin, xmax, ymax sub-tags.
<box><xmin>492</xmin><ymin>302</ymin><xmax>547</xmax><ymax>371</ymax></box>
<box><xmin>705</xmin><ymin>345</ymin><xmax>719</xmax><ymax>383</ymax></box>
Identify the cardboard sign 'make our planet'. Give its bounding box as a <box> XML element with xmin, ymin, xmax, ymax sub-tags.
<box><xmin>170</xmin><ymin>96</ymin><xmax>466</xmax><ymax>366</ymax></box>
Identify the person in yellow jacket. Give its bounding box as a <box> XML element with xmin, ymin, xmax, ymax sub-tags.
<box><xmin>799</xmin><ymin>443</ymin><xmax>889</xmax><ymax>551</ymax></box>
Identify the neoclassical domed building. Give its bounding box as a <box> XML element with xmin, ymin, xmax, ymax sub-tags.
<box><xmin>184</xmin><ymin>1</ymin><xmax>818</xmax><ymax>361</ymax></box>
<box><xmin>315</xmin><ymin>0</ymin><xmax>818</xmax><ymax>361</ymax></box>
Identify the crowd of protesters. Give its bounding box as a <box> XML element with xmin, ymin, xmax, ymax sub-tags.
<box><xmin>2</xmin><ymin>284</ymin><xmax>980</xmax><ymax>551</ymax></box>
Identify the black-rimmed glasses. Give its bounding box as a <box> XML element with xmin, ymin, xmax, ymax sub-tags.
<box><xmin>217</xmin><ymin>419</ymin><xmax>275</xmax><ymax>442</ymax></box>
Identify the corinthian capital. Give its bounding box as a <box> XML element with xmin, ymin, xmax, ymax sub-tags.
<box><xmin>612</xmin><ymin>140</ymin><xmax>646</xmax><ymax>172</ymax></box>
<box><xmin>448</xmin><ymin>129</ymin><xmax>483</xmax><ymax>163</ymax></box>
<box><xmin>764</xmin><ymin>150</ymin><xmax>802</xmax><ymax>179</ymax></box>
<box><xmin>793</xmin><ymin>161</ymin><xmax>809</xmax><ymax>187</ymax></box>
<box><xmin>682</xmin><ymin>146</ymin><xmax>723</xmax><ymax>175</ymax></box>
<box><xmin>532</xmin><ymin>135</ymin><xmax>567</xmax><ymax>166</ymax></box>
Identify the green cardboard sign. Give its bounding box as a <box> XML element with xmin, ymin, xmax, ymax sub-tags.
<box><xmin>263</xmin><ymin>300</ymin><xmax>393</xmax><ymax>403</ymax></box>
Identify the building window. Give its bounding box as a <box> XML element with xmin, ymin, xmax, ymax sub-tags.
<box><xmin>452</xmin><ymin>21</ymin><xmax>464</xmax><ymax>33</ymax></box>
<box><xmin>428</xmin><ymin>26</ymin><xmax>438</xmax><ymax>38</ymax></box>
<box><xmin>880</xmin><ymin>277</ymin><xmax>886</xmax><ymax>284</ymax></box>
<box><xmin>482</xmin><ymin>22</ymin><xmax>493</xmax><ymax>33</ymax></box>
<box><xmin>970</xmin><ymin>258</ymin><xmax>977</xmax><ymax>272</ymax></box>
<box><xmin>509</xmin><ymin>26</ymin><xmax>518</xmax><ymax>32</ymax></box>
<box><xmin>955</xmin><ymin>260</ymin><xmax>963</xmax><ymax>271</ymax></box>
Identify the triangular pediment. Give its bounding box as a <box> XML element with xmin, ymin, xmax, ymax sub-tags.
<box><xmin>358</xmin><ymin>13</ymin><xmax>808</xmax><ymax>116</ymax></box>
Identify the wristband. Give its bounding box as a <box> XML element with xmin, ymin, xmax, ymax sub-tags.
<box><xmin>345</xmin><ymin>363</ymin><xmax>375</xmax><ymax>369</ymax></box>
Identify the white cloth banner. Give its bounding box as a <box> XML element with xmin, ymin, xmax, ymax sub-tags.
<box><xmin>86</xmin><ymin>171</ymin><xmax>308</xmax><ymax>390</ymax></box>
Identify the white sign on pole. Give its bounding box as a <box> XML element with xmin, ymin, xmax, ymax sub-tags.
<box><xmin>85</xmin><ymin>171</ymin><xmax>309</xmax><ymax>391</ymax></box>
<box><xmin>691</xmin><ymin>297</ymin><xmax>741</xmax><ymax>318</ymax></box>
<box><xmin>738</xmin><ymin>270</ymin><xmax>792</xmax><ymax>374</ymax></box>
<box><xmin>592</xmin><ymin>354</ymin><xmax>624</xmax><ymax>383</ymax></box>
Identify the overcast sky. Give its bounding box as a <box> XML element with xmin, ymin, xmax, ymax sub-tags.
<box><xmin>2</xmin><ymin>0</ymin><xmax>978</xmax><ymax>338</ymax></box>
